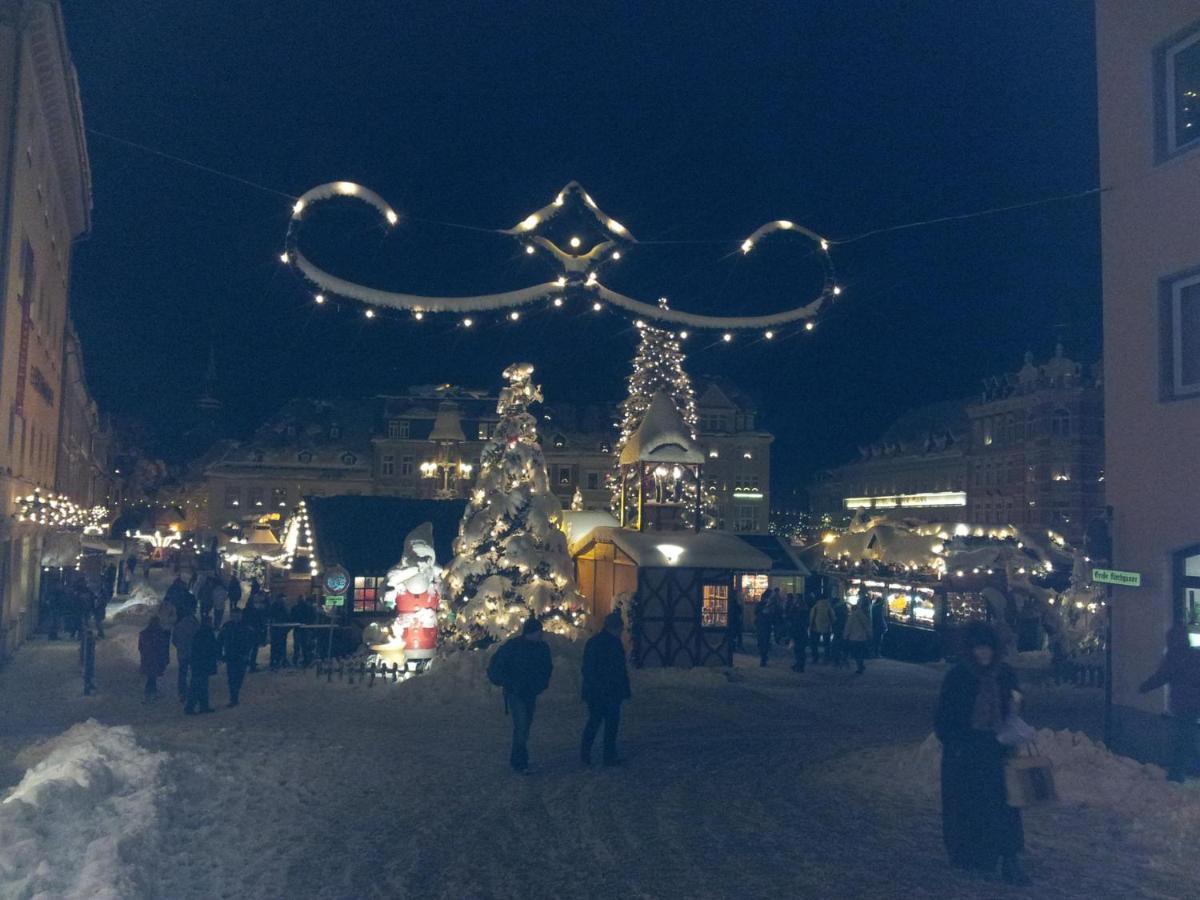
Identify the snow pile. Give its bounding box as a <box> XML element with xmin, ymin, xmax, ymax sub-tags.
<box><xmin>0</xmin><ymin>720</ymin><xmax>168</xmax><ymax>899</ymax></box>
<box><xmin>106</xmin><ymin>582</ymin><xmax>162</xmax><ymax>623</ymax></box>
<box><xmin>406</xmin><ymin>633</ymin><xmax>585</xmax><ymax>705</ymax></box>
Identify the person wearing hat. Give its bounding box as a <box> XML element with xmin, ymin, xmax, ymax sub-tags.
<box><xmin>580</xmin><ymin>611</ymin><xmax>632</xmax><ymax>766</ymax></box>
<box><xmin>487</xmin><ymin>616</ymin><xmax>554</xmax><ymax>773</ymax></box>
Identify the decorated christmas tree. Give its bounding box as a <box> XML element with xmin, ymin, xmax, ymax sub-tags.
<box><xmin>612</xmin><ymin>322</ymin><xmax>715</xmax><ymax>527</ymax></box>
<box><xmin>443</xmin><ymin>363</ymin><xmax>587</xmax><ymax>643</ymax></box>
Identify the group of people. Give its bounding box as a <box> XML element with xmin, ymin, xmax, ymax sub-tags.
<box><xmin>43</xmin><ymin>568</ymin><xmax>115</xmax><ymax>643</ymax></box>
<box><xmin>137</xmin><ymin>573</ymin><xmax>319</xmax><ymax>713</ymax></box>
<box><xmin>486</xmin><ymin>612</ymin><xmax>631</xmax><ymax>774</ymax></box>
<box><xmin>750</xmin><ymin>588</ymin><xmax>887</xmax><ymax>675</ymax></box>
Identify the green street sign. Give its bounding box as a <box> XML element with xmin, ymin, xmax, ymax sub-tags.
<box><xmin>1093</xmin><ymin>568</ymin><xmax>1142</xmax><ymax>588</ymax></box>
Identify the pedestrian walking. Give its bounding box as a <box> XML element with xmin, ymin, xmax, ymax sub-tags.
<box><xmin>787</xmin><ymin>593</ymin><xmax>811</xmax><ymax>672</ymax></box>
<box><xmin>92</xmin><ymin>587</ymin><xmax>108</xmax><ymax>640</ymax></box>
<box><xmin>138</xmin><ymin>615</ymin><xmax>171</xmax><ymax>701</ymax></box>
<box><xmin>228</xmin><ymin>574</ymin><xmax>243</xmax><ymax>609</ymax></box>
<box><xmin>831</xmin><ymin>596</ymin><xmax>850</xmax><ymax>668</ymax></box>
<box><xmin>580</xmin><ymin>612</ymin><xmax>631</xmax><ymax>767</ymax></box>
<box><xmin>45</xmin><ymin>580</ymin><xmax>64</xmax><ymax>640</ymax></box>
<box><xmin>487</xmin><ymin>617</ymin><xmax>553</xmax><ymax>774</ymax></box>
<box><xmin>211</xmin><ymin>578</ymin><xmax>230</xmax><ymax>630</ymax></box>
<box><xmin>267</xmin><ymin>594</ymin><xmax>291</xmax><ymax>668</ymax></box>
<box><xmin>219</xmin><ymin>608</ymin><xmax>255</xmax><ymax>707</ymax></box>
<box><xmin>242</xmin><ymin>597</ymin><xmax>267</xmax><ymax>672</ymax></box>
<box><xmin>809</xmin><ymin>596</ymin><xmax>835</xmax><ymax>664</ymax></box>
<box><xmin>172</xmin><ymin>611</ymin><xmax>199</xmax><ymax>702</ymax></box>
<box><xmin>165</xmin><ymin>574</ymin><xmax>188</xmax><ymax>610</ymax></box>
<box><xmin>185</xmin><ymin>617</ymin><xmax>220</xmax><ymax>715</ymax></box>
<box><xmin>79</xmin><ymin>614</ymin><xmax>97</xmax><ymax>695</ymax></box>
<box><xmin>935</xmin><ymin>621</ymin><xmax>1028</xmax><ymax>885</ymax></box>
<box><xmin>1139</xmin><ymin>624</ymin><xmax>1200</xmax><ymax>782</ymax></box>
<box><xmin>870</xmin><ymin>594</ymin><xmax>888</xmax><ymax>658</ymax></box>
<box><xmin>728</xmin><ymin>589</ymin><xmax>744</xmax><ymax>653</ymax></box>
<box><xmin>844</xmin><ymin>601</ymin><xmax>873</xmax><ymax>674</ymax></box>
<box><xmin>755</xmin><ymin>593</ymin><xmax>774</xmax><ymax>667</ymax></box>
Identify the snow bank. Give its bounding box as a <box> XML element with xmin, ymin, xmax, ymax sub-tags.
<box><xmin>0</xmin><ymin>720</ymin><xmax>168</xmax><ymax>900</ymax></box>
<box><xmin>406</xmin><ymin>633</ymin><xmax>585</xmax><ymax>704</ymax></box>
<box><xmin>913</xmin><ymin>728</ymin><xmax>1200</xmax><ymax>865</ymax></box>
<box><xmin>106</xmin><ymin>582</ymin><xmax>163</xmax><ymax>623</ymax></box>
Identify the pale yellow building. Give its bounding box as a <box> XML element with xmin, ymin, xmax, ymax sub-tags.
<box><xmin>1096</xmin><ymin>0</ymin><xmax>1200</xmax><ymax>761</ymax></box>
<box><xmin>0</xmin><ymin>0</ymin><xmax>91</xmax><ymax>658</ymax></box>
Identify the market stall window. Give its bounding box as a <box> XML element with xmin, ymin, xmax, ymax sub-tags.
<box><xmin>945</xmin><ymin>591</ymin><xmax>989</xmax><ymax>625</ymax></box>
<box><xmin>701</xmin><ymin>583</ymin><xmax>729</xmax><ymax>628</ymax></box>
<box><xmin>352</xmin><ymin>576</ymin><xmax>385</xmax><ymax>612</ymax></box>
<box><xmin>912</xmin><ymin>592</ymin><xmax>939</xmax><ymax>628</ymax></box>
<box><xmin>739</xmin><ymin>573</ymin><xmax>768</xmax><ymax>600</ymax></box>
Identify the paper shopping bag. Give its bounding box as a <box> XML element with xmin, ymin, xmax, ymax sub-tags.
<box><xmin>1005</xmin><ymin>745</ymin><xmax>1058</xmax><ymax>808</ymax></box>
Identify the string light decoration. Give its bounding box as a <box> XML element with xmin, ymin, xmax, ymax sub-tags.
<box><xmin>442</xmin><ymin>363</ymin><xmax>588</xmax><ymax>644</ymax></box>
<box><xmin>15</xmin><ymin>489</ymin><xmax>107</xmax><ymax>533</ymax></box>
<box><xmin>282</xmin><ymin>181</ymin><xmax>839</xmax><ymax>338</ymax></box>
<box><xmin>280</xmin><ymin>500</ymin><xmax>318</xmax><ymax>576</ymax></box>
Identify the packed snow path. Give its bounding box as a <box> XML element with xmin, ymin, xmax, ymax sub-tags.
<box><xmin>1</xmin><ymin>608</ymin><xmax>1192</xmax><ymax>899</ymax></box>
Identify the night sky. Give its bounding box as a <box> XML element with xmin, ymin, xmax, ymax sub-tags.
<box><xmin>62</xmin><ymin>0</ymin><xmax>1100</xmax><ymax>497</ymax></box>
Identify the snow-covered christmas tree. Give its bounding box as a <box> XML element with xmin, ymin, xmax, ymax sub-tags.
<box><xmin>612</xmin><ymin>322</ymin><xmax>714</xmax><ymax>528</ymax></box>
<box><xmin>443</xmin><ymin>363</ymin><xmax>587</xmax><ymax>643</ymax></box>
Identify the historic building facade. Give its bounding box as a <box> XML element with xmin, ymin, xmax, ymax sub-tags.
<box><xmin>201</xmin><ymin>380</ymin><xmax>773</xmax><ymax>534</ymax></box>
<box><xmin>1096</xmin><ymin>0</ymin><xmax>1200</xmax><ymax>764</ymax></box>
<box><xmin>0</xmin><ymin>0</ymin><xmax>95</xmax><ymax>659</ymax></box>
<box><xmin>808</xmin><ymin>346</ymin><xmax>1105</xmax><ymax>546</ymax></box>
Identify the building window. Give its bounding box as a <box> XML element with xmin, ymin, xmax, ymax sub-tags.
<box><xmin>248</xmin><ymin>487</ymin><xmax>265</xmax><ymax>508</ymax></box>
<box><xmin>1160</xmin><ymin>23</ymin><xmax>1200</xmax><ymax>158</ymax></box>
<box><xmin>401</xmin><ymin>455</ymin><xmax>414</xmax><ymax>477</ymax></box>
<box><xmin>341</xmin><ymin>452</ymin><xmax>357</xmax><ymax>465</ymax></box>
<box><xmin>297</xmin><ymin>450</ymin><xmax>313</xmax><ymax>463</ymax></box>
<box><xmin>735</xmin><ymin>505</ymin><xmax>758</xmax><ymax>532</ymax></box>
<box><xmin>1051</xmin><ymin>408</ymin><xmax>1071</xmax><ymax>438</ymax></box>
<box><xmin>225</xmin><ymin>488</ymin><xmax>241</xmax><ymax>509</ymax></box>
<box><xmin>558</xmin><ymin>466</ymin><xmax>572</xmax><ymax>486</ymax></box>
<box><xmin>586</xmin><ymin>471</ymin><xmax>600</xmax><ymax>490</ymax></box>
<box><xmin>382</xmin><ymin>454</ymin><xmax>395</xmax><ymax>476</ymax></box>
<box><xmin>701</xmin><ymin>583</ymin><xmax>729</xmax><ymax>629</ymax></box>
<box><xmin>387</xmin><ymin>419</ymin><xmax>409</xmax><ymax>439</ymax></box>
<box><xmin>353</xmin><ymin>576</ymin><xmax>385</xmax><ymax>612</ymax></box>
<box><xmin>478</xmin><ymin>422</ymin><xmax>492</xmax><ymax>440</ymax></box>
<box><xmin>272</xmin><ymin>487</ymin><xmax>288</xmax><ymax>507</ymax></box>
<box><xmin>552</xmin><ymin>434</ymin><xmax>566</xmax><ymax>449</ymax></box>
<box><xmin>1163</xmin><ymin>269</ymin><xmax>1200</xmax><ymax>398</ymax></box>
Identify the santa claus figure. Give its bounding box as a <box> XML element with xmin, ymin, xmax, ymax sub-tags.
<box><xmin>381</xmin><ymin>523</ymin><xmax>443</xmax><ymax>661</ymax></box>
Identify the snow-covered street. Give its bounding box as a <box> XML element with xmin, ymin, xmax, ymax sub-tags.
<box><xmin>1</xmin><ymin>594</ymin><xmax>1196</xmax><ymax>900</ymax></box>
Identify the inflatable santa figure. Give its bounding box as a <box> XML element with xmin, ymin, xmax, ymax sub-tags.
<box><xmin>380</xmin><ymin>523</ymin><xmax>443</xmax><ymax>662</ymax></box>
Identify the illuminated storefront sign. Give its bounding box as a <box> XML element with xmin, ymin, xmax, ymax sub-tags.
<box><xmin>844</xmin><ymin>491</ymin><xmax>967</xmax><ymax>510</ymax></box>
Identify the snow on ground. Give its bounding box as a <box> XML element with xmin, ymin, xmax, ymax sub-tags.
<box><xmin>0</xmin><ymin>619</ymin><xmax>1192</xmax><ymax>899</ymax></box>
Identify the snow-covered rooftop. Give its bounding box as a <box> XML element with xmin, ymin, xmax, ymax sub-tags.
<box><xmin>588</xmin><ymin>527</ymin><xmax>771</xmax><ymax>570</ymax></box>
<box><xmin>619</xmin><ymin>391</ymin><xmax>704</xmax><ymax>465</ymax></box>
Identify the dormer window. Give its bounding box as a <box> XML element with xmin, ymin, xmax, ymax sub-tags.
<box><xmin>553</xmin><ymin>433</ymin><xmax>566</xmax><ymax>449</ymax></box>
<box><xmin>297</xmin><ymin>450</ymin><xmax>313</xmax><ymax>464</ymax></box>
<box><xmin>341</xmin><ymin>452</ymin><xmax>357</xmax><ymax>465</ymax></box>
<box><xmin>329</xmin><ymin>424</ymin><xmax>341</xmax><ymax>439</ymax></box>
<box><xmin>387</xmin><ymin>419</ymin><xmax>410</xmax><ymax>439</ymax></box>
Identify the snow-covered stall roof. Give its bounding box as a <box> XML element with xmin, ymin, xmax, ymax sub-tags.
<box><xmin>591</xmin><ymin>527</ymin><xmax>772</xmax><ymax>570</ymax></box>
<box><xmin>829</xmin><ymin>526</ymin><xmax>944</xmax><ymax>567</ymax></box>
<box><xmin>559</xmin><ymin>509</ymin><xmax>620</xmax><ymax>555</ymax></box>
<box><xmin>619</xmin><ymin>391</ymin><xmax>704</xmax><ymax>465</ymax></box>
<box><xmin>305</xmin><ymin>496</ymin><xmax>466</xmax><ymax>575</ymax></box>
<box><xmin>735</xmin><ymin>534</ymin><xmax>812</xmax><ymax>576</ymax></box>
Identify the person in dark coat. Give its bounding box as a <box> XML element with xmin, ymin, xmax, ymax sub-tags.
<box><xmin>755</xmin><ymin>594</ymin><xmax>774</xmax><ymax>667</ymax></box>
<box><xmin>1139</xmin><ymin>624</ymin><xmax>1200</xmax><ymax>782</ymax></box>
<box><xmin>175</xmin><ymin>588</ymin><xmax>198</xmax><ymax>620</ymax></box>
<box><xmin>787</xmin><ymin>594</ymin><xmax>811</xmax><ymax>672</ymax></box>
<box><xmin>164</xmin><ymin>575</ymin><xmax>188</xmax><ymax>610</ymax></box>
<box><xmin>870</xmin><ymin>594</ymin><xmax>889</xmax><ymax>658</ymax></box>
<box><xmin>185</xmin><ymin>617</ymin><xmax>220</xmax><ymax>714</ymax></box>
<box><xmin>138</xmin><ymin>616</ymin><xmax>171</xmax><ymax>700</ymax></box>
<box><xmin>291</xmin><ymin>595</ymin><xmax>315</xmax><ymax>667</ymax></box>
<box><xmin>935</xmin><ymin>621</ymin><xmax>1027</xmax><ymax>885</ymax></box>
<box><xmin>267</xmin><ymin>595</ymin><xmax>291</xmax><ymax>668</ymax></box>
<box><xmin>172</xmin><ymin>612</ymin><xmax>200</xmax><ymax>702</ymax></box>
<box><xmin>487</xmin><ymin>617</ymin><xmax>553</xmax><ymax>773</ymax></box>
<box><xmin>580</xmin><ymin>612</ymin><xmax>632</xmax><ymax>766</ymax></box>
<box><xmin>228</xmin><ymin>575</ymin><xmax>243</xmax><ymax>609</ymax></box>
<box><xmin>241</xmin><ymin>598</ymin><xmax>267</xmax><ymax>672</ymax></box>
<box><xmin>79</xmin><ymin>613</ymin><xmax>98</xmax><ymax>695</ymax></box>
<box><xmin>831</xmin><ymin>596</ymin><xmax>850</xmax><ymax>668</ymax></box>
<box><xmin>219</xmin><ymin>608</ymin><xmax>256</xmax><ymax>707</ymax></box>
<box><xmin>45</xmin><ymin>581</ymin><xmax>65</xmax><ymax>640</ymax></box>
<box><xmin>728</xmin><ymin>590</ymin><xmax>744</xmax><ymax>653</ymax></box>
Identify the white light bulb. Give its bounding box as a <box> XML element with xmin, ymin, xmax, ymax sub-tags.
<box><xmin>805</xmin><ymin>321</ymin><xmax>815</xmax><ymax>331</ymax></box>
<box><xmin>463</xmin><ymin>317</ymin><xmax>473</xmax><ymax>327</ymax></box>
<box><xmin>279</xmin><ymin>251</ymin><xmax>289</xmax><ymax>263</ymax></box>
<box><xmin>414</xmin><ymin>311</ymin><xmax>424</xmax><ymax>320</ymax></box>
<box><xmin>570</xmin><ymin>236</ymin><xmax>582</xmax><ymax>248</ymax></box>
<box><xmin>510</xmin><ymin>311</ymin><xmax>520</xmax><ymax>321</ymax></box>
<box><xmin>820</xmin><ymin>238</ymin><xmax>830</xmax><ymax>251</ymax></box>
<box><xmin>314</xmin><ymin>294</ymin><xmax>325</xmax><ymax>304</ymax></box>
<box><xmin>723</xmin><ymin>333</ymin><xmax>733</xmax><ymax>342</ymax></box>
<box><xmin>765</xmin><ymin>330</ymin><xmax>774</xmax><ymax>339</ymax></box>
<box><xmin>525</xmin><ymin>245</ymin><xmax>535</xmax><ymax>255</ymax></box>
<box><xmin>680</xmin><ymin>330</ymin><xmax>688</xmax><ymax>339</ymax></box>
<box><xmin>385</xmin><ymin>209</ymin><xmax>398</xmax><ymax>225</ymax></box>
<box><xmin>292</xmin><ymin>200</ymin><xmax>305</xmax><ymax>216</ymax></box>
<box><xmin>833</xmin><ymin>285</ymin><xmax>842</xmax><ymax>295</ymax></box>
<box><xmin>612</xmin><ymin>251</ymin><xmax>621</xmax><ymax>260</ymax></box>
<box><xmin>741</xmin><ymin>239</ymin><xmax>753</xmax><ymax>254</ymax></box>
<box><xmin>553</xmin><ymin>297</ymin><xmax>563</xmax><ymax>307</ymax></box>
<box><xmin>555</xmin><ymin>276</ymin><xmax>567</xmax><ymax>287</ymax></box>
<box><xmin>592</xmin><ymin>302</ymin><xmax>602</xmax><ymax>311</ymax></box>
<box><xmin>365</xmin><ymin>309</ymin><xmax>375</xmax><ymax>319</ymax></box>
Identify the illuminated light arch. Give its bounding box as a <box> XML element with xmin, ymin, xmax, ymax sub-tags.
<box><xmin>283</xmin><ymin>181</ymin><xmax>838</xmax><ymax>333</ymax></box>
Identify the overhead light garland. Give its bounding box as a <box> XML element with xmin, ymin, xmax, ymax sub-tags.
<box><xmin>15</xmin><ymin>488</ymin><xmax>107</xmax><ymax>533</ymax></box>
<box><xmin>281</xmin><ymin>180</ymin><xmax>839</xmax><ymax>339</ymax></box>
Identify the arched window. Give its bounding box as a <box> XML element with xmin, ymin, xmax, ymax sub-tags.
<box><xmin>1051</xmin><ymin>408</ymin><xmax>1070</xmax><ymax>438</ymax></box>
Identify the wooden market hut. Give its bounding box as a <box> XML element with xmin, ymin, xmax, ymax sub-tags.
<box><xmin>302</xmin><ymin>496</ymin><xmax>465</xmax><ymax>620</ymax></box>
<box><xmin>573</xmin><ymin>527</ymin><xmax>772</xmax><ymax>667</ymax></box>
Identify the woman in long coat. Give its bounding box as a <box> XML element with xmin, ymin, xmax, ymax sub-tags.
<box><xmin>934</xmin><ymin>621</ymin><xmax>1028</xmax><ymax>884</ymax></box>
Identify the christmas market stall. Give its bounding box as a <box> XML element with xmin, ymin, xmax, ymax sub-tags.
<box><xmin>295</xmin><ymin>495</ymin><xmax>466</xmax><ymax>621</ymax></box>
<box><xmin>572</xmin><ymin>527</ymin><xmax>771</xmax><ymax>668</ymax></box>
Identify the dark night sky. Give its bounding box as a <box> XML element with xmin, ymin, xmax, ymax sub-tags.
<box><xmin>61</xmin><ymin>0</ymin><xmax>1100</xmax><ymax>497</ymax></box>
